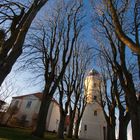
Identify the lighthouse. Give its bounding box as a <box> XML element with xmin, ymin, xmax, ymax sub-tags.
<box><xmin>79</xmin><ymin>70</ymin><xmax>107</xmax><ymax>140</ymax></box>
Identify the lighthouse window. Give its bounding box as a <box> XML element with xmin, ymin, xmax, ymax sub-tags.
<box><xmin>93</xmin><ymin>95</ymin><xmax>97</xmax><ymax>101</ymax></box>
<box><xmin>84</xmin><ymin>124</ymin><xmax>87</xmax><ymax>131</ymax></box>
<box><xmin>94</xmin><ymin>110</ymin><xmax>97</xmax><ymax>116</ymax></box>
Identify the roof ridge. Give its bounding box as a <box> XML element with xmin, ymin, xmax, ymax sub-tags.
<box><xmin>12</xmin><ymin>92</ymin><xmax>59</xmax><ymax>106</ymax></box>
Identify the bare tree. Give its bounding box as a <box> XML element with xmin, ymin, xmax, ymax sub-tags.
<box><xmin>103</xmin><ymin>0</ymin><xmax>140</xmax><ymax>54</ymax></box>
<box><xmin>133</xmin><ymin>1</ymin><xmax>140</xmax><ymax>79</ymax></box>
<box><xmin>98</xmin><ymin>52</ymin><xmax>130</xmax><ymax>140</ymax></box>
<box><xmin>0</xmin><ymin>78</ymin><xmax>20</xmax><ymax>103</ymax></box>
<box><xmin>57</xmin><ymin>64</ymin><xmax>75</xmax><ymax>139</ymax></box>
<box><xmin>101</xmin><ymin>0</ymin><xmax>140</xmax><ymax>81</ymax></box>
<box><xmin>67</xmin><ymin>42</ymin><xmax>92</xmax><ymax>138</ymax></box>
<box><xmin>0</xmin><ymin>0</ymin><xmax>49</xmax><ymax>86</ymax></box>
<box><xmin>57</xmin><ymin>41</ymin><xmax>92</xmax><ymax>139</ymax></box>
<box><xmin>91</xmin><ymin>1</ymin><xmax>140</xmax><ymax>139</ymax></box>
<box><xmin>74</xmin><ymin>90</ymin><xmax>87</xmax><ymax>139</ymax></box>
<box><xmin>19</xmin><ymin>0</ymin><xmax>84</xmax><ymax>138</ymax></box>
<box><xmin>97</xmin><ymin>60</ymin><xmax>116</xmax><ymax>140</ymax></box>
<box><xmin>116</xmin><ymin>86</ymin><xmax>130</xmax><ymax>140</ymax></box>
<box><xmin>0</xmin><ymin>75</ymin><xmax>22</xmax><ymax>123</ymax></box>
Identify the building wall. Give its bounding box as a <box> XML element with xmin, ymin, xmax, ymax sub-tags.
<box><xmin>79</xmin><ymin>104</ymin><xmax>106</xmax><ymax>140</ymax></box>
<box><xmin>46</xmin><ymin>101</ymin><xmax>53</xmax><ymax>130</ymax></box>
<box><xmin>85</xmin><ymin>75</ymin><xmax>100</xmax><ymax>103</ymax></box>
<box><xmin>80</xmin><ymin>74</ymin><xmax>107</xmax><ymax>140</ymax></box>
<box><xmin>4</xmin><ymin>94</ymin><xmax>60</xmax><ymax>132</ymax></box>
<box><xmin>12</xmin><ymin>95</ymin><xmax>40</xmax><ymax>126</ymax></box>
<box><xmin>48</xmin><ymin>102</ymin><xmax>60</xmax><ymax>132</ymax></box>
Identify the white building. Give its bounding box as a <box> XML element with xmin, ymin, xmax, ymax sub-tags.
<box><xmin>3</xmin><ymin>92</ymin><xmax>60</xmax><ymax>132</ymax></box>
<box><xmin>79</xmin><ymin>70</ymin><xmax>107</xmax><ymax>140</ymax></box>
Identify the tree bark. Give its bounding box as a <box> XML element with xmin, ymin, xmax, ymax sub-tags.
<box><xmin>0</xmin><ymin>40</ymin><xmax>23</xmax><ymax>86</ymax></box>
<box><xmin>67</xmin><ymin>117</ymin><xmax>74</xmax><ymax>138</ymax></box>
<box><xmin>137</xmin><ymin>55</ymin><xmax>140</xmax><ymax>79</ymax></box>
<box><xmin>119</xmin><ymin>112</ymin><xmax>130</xmax><ymax>140</ymax></box>
<box><xmin>124</xmin><ymin>75</ymin><xmax>140</xmax><ymax>140</ymax></box>
<box><xmin>107</xmin><ymin>124</ymin><xmax>115</xmax><ymax>140</ymax></box>
<box><xmin>124</xmin><ymin>88</ymin><xmax>140</xmax><ymax>140</ymax></box>
<box><xmin>67</xmin><ymin>103</ymin><xmax>78</xmax><ymax>138</ymax></box>
<box><xmin>119</xmin><ymin>121</ymin><xmax>128</xmax><ymax>140</ymax></box>
<box><xmin>130</xmin><ymin>108</ymin><xmax>140</xmax><ymax>140</ymax></box>
<box><xmin>74</xmin><ymin>119</ymin><xmax>81</xmax><ymax>139</ymax></box>
<box><xmin>107</xmin><ymin>0</ymin><xmax>140</xmax><ymax>54</ymax></box>
<box><xmin>32</xmin><ymin>93</ymin><xmax>52</xmax><ymax>138</ymax></box>
<box><xmin>57</xmin><ymin>111</ymin><xmax>66</xmax><ymax>139</ymax></box>
<box><xmin>116</xmin><ymin>56</ymin><xmax>140</xmax><ymax>140</ymax></box>
<box><xmin>0</xmin><ymin>0</ymin><xmax>49</xmax><ymax>86</ymax></box>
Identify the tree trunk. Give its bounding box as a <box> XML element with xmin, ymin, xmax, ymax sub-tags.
<box><xmin>57</xmin><ymin>111</ymin><xmax>66</xmax><ymax>139</ymax></box>
<box><xmin>107</xmin><ymin>0</ymin><xmax>140</xmax><ymax>54</ymax></box>
<box><xmin>130</xmin><ymin>109</ymin><xmax>140</xmax><ymax>140</ymax></box>
<box><xmin>118</xmin><ymin>71</ymin><xmax>140</xmax><ymax>140</ymax></box>
<box><xmin>126</xmin><ymin>87</ymin><xmax>140</xmax><ymax>140</ymax></box>
<box><xmin>32</xmin><ymin>94</ymin><xmax>52</xmax><ymax>138</ymax></box>
<box><xmin>119</xmin><ymin>121</ymin><xmax>128</xmax><ymax>140</ymax></box>
<box><xmin>67</xmin><ymin>117</ymin><xmax>74</xmax><ymax>138</ymax></box>
<box><xmin>74</xmin><ymin>119</ymin><xmax>80</xmax><ymax>139</ymax></box>
<box><xmin>107</xmin><ymin>124</ymin><xmax>115</xmax><ymax>140</ymax></box>
<box><xmin>0</xmin><ymin>0</ymin><xmax>49</xmax><ymax>87</ymax></box>
<box><xmin>125</xmin><ymin>90</ymin><xmax>140</xmax><ymax>140</ymax></box>
<box><xmin>0</xmin><ymin>47</ymin><xmax>22</xmax><ymax>86</ymax></box>
<box><xmin>137</xmin><ymin>55</ymin><xmax>140</xmax><ymax>79</ymax></box>
<box><xmin>119</xmin><ymin>113</ymin><xmax>130</xmax><ymax>140</ymax></box>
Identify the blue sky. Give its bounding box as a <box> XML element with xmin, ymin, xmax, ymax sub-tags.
<box><xmin>3</xmin><ymin>0</ymin><xmax>96</xmax><ymax>101</ymax></box>
<box><xmin>0</xmin><ymin>1</ymin><xmax>133</xmax><ymax>139</ymax></box>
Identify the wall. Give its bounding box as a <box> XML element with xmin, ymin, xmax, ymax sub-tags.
<box><xmin>3</xmin><ymin>95</ymin><xmax>60</xmax><ymax>132</ymax></box>
<box><xmin>85</xmin><ymin>75</ymin><xmax>100</xmax><ymax>103</ymax></box>
<box><xmin>79</xmin><ymin>104</ymin><xmax>106</xmax><ymax>140</ymax></box>
<box><xmin>12</xmin><ymin>95</ymin><xmax>40</xmax><ymax>126</ymax></box>
<box><xmin>80</xmin><ymin>74</ymin><xmax>107</xmax><ymax>140</ymax></box>
<box><xmin>47</xmin><ymin>102</ymin><xmax>60</xmax><ymax>132</ymax></box>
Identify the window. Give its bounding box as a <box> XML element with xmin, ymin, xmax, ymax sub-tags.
<box><xmin>94</xmin><ymin>110</ymin><xmax>97</xmax><ymax>116</ymax></box>
<box><xmin>56</xmin><ymin>119</ymin><xmax>59</xmax><ymax>124</ymax></box>
<box><xmin>84</xmin><ymin>124</ymin><xmax>87</xmax><ymax>131</ymax></box>
<box><xmin>26</xmin><ymin>101</ymin><xmax>32</xmax><ymax>108</ymax></box>
<box><xmin>93</xmin><ymin>95</ymin><xmax>97</xmax><ymax>101</ymax></box>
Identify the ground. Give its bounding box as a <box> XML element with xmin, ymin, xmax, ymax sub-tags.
<box><xmin>0</xmin><ymin>127</ymin><xmax>76</xmax><ymax>140</ymax></box>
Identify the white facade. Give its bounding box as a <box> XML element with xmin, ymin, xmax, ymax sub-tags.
<box><xmin>4</xmin><ymin>93</ymin><xmax>60</xmax><ymax>132</ymax></box>
<box><xmin>79</xmin><ymin>70</ymin><xmax>107</xmax><ymax>140</ymax></box>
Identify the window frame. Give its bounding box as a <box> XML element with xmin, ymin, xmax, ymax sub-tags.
<box><xmin>94</xmin><ymin>110</ymin><xmax>97</xmax><ymax>116</ymax></box>
<box><xmin>26</xmin><ymin>100</ymin><xmax>32</xmax><ymax>109</ymax></box>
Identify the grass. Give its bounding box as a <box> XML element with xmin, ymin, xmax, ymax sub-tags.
<box><xmin>0</xmin><ymin>127</ymin><xmax>76</xmax><ymax>140</ymax></box>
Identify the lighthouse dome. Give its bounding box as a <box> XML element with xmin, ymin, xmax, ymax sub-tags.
<box><xmin>87</xmin><ymin>69</ymin><xmax>100</xmax><ymax>77</ymax></box>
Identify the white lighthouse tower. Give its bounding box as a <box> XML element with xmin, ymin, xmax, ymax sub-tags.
<box><xmin>79</xmin><ymin>70</ymin><xmax>107</xmax><ymax>140</ymax></box>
